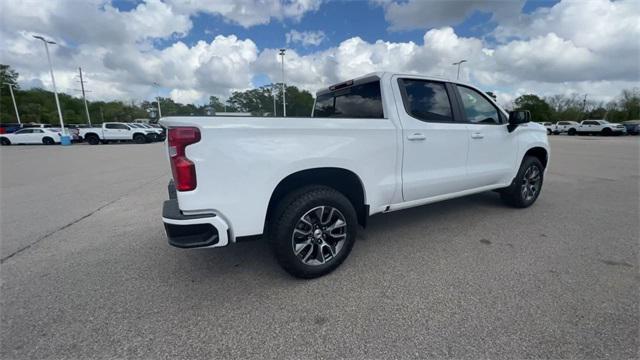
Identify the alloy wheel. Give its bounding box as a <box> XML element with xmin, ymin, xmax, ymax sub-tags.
<box><xmin>521</xmin><ymin>165</ymin><xmax>541</xmax><ymax>202</ymax></box>
<box><xmin>291</xmin><ymin>205</ymin><xmax>347</xmax><ymax>266</ymax></box>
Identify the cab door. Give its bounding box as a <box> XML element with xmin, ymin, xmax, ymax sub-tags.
<box><xmin>103</xmin><ymin>123</ymin><xmax>119</xmax><ymax>140</ymax></box>
<box><xmin>393</xmin><ymin>76</ymin><xmax>470</xmax><ymax>201</ymax></box>
<box><xmin>454</xmin><ymin>85</ymin><xmax>517</xmax><ymax>187</ymax></box>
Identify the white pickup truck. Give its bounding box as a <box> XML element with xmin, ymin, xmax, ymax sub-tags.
<box><xmin>160</xmin><ymin>72</ymin><xmax>549</xmax><ymax>278</ymax></box>
<box><xmin>575</xmin><ymin>120</ymin><xmax>626</xmax><ymax>136</ymax></box>
<box><xmin>79</xmin><ymin>122</ymin><xmax>158</xmax><ymax>144</ymax></box>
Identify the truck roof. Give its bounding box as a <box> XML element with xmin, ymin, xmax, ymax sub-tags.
<box><xmin>316</xmin><ymin>71</ymin><xmax>467</xmax><ymax>96</ymax></box>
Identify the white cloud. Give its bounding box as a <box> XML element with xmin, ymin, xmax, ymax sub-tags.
<box><xmin>167</xmin><ymin>0</ymin><xmax>321</xmax><ymax>27</ymax></box>
<box><xmin>376</xmin><ymin>0</ymin><xmax>525</xmax><ymax>31</ymax></box>
<box><xmin>170</xmin><ymin>89</ymin><xmax>204</xmax><ymax>104</ymax></box>
<box><xmin>286</xmin><ymin>30</ymin><xmax>326</xmax><ymax>46</ymax></box>
<box><xmin>0</xmin><ymin>0</ymin><xmax>637</xmax><ymax>107</ymax></box>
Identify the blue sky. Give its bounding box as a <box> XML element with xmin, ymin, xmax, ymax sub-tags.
<box><xmin>3</xmin><ymin>0</ymin><xmax>636</xmax><ymax>105</ymax></box>
<box><xmin>115</xmin><ymin>0</ymin><xmax>559</xmax><ymax>54</ymax></box>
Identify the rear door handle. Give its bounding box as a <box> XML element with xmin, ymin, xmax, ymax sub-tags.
<box><xmin>407</xmin><ymin>133</ymin><xmax>426</xmax><ymax>141</ymax></box>
<box><xmin>471</xmin><ymin>132</ymin><xmax>484</xmax><ymax>139</ymax></box>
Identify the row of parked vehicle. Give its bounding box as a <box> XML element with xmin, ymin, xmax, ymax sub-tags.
<box><xmin>539</xmin><ymin>120</ymin><xmax>640</xmax><ymax>136</ymax></box>
<box><xmin>0</xmin><ymin>122</ymin><xmax>165</xmax><ymax>146</ymax></box>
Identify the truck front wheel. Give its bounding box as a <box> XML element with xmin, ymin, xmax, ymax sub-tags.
<box><xmin>133</xmin><ymin>134</ymin><xmax>146</xmax><ymax>144</ymax></box>
<box><xmin>269</xmin><ymin>185</ymin><xmax>358</xmax><ymax>278</ymax></box>
<box><xmin>500</xmin><ymin>156</ymin><xmax>544</xmax><ymax>208</ymax></box>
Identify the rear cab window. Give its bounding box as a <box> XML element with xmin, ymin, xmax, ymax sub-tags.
<box><xmin>313</xmin><ymin>77</ymin><xmax>384</xmax><ymax>118</ymax></box>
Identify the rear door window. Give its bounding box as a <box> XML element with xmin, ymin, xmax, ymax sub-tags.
<box><xmin>314</xmin><ymin>80</ymin><xmax>384</xmax><ymax>118</ymax></box>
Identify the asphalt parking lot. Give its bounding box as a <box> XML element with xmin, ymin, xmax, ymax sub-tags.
<box><xmin>1</xmin><ymin>136</ymin><xmax>638</xmax><ymax>359</ymax></box>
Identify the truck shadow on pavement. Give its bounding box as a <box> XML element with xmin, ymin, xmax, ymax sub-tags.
<box><xmin>170</xmin><ymin>191</ymin><xmax>506</xmax><ymax>280</ymax></box>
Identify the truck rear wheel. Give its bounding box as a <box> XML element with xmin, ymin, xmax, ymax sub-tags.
<box><xmin>500</xmin><ymin>156</ymin><xmax>544</xmax><ymax>208</ymax></box>
<box><xmin>269</xmin><ymin>185</ymin><xmax>358</xmax><ymax>278</ymax></box>
<box><xmin>86</xmin><ymin>134</ymin><xmax>100</xmax><ymax>145</ymax></box>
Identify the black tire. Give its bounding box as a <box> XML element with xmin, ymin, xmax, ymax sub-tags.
<box><xmin>42</xmin><ymin>137</ymin><xmax>54</xmax><ymax>145</ymax></box>
<box><xmin>500</xmin><ymin>156</ymin><xmax>544</xmax><ymax>208</ymax></box>
<box><xmin>269</xmin><ymin>185</ymin><xmax>358</xmax><ymax>279</ymax></box>
<box><xmin>133</xmin><ymin>134</ymin><xmax>146</xmax><ymax>144</ymax></box>
<box><xmin>0</xmin><ymin>137</ymin><xmax>10</xmax><ymax>146</ymax></box>
<box><xmin>601</xmin><ymin>128</ymin><xmax>612</xmax><ymax>136</ymax></box>
<box><xmin>568</xmin><ymin>128</ymin><xmax>577</xmax><ymax>136</ymax></box>
<box><xmin>547</xmin><ymin>129</ymin><xmax>552</xmax><ymax>135</ymax></box>
<box><xmin>86</xmin><ymin>134</ymin><xmax>100</xmax><ymax>145</ymax></box>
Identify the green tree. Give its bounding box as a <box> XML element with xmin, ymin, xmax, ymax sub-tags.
<box><xmin>513</xmin><ymin>94</ymin><xmax>553</xmax><ymax>122</ymax></box>
<box><xmin>0</xmin><ymin>64</ymin><xmax>19</xmax><ymax>88</ymax></box>
<box><xmin>208</xmin><ymin>96</ymin><xmax>226</xmax><ymax>112</ymax></box>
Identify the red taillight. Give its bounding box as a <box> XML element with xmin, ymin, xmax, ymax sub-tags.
<box><xmin>168</xmin><ymin>127</ymin><xmax>201</xmax><ymax>191</ymax></box>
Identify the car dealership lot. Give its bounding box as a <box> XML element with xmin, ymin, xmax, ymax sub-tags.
<box><xmin>1</xmin><ymin>137</ymin><xmax>638</xmax><ymax>359</ymax></box>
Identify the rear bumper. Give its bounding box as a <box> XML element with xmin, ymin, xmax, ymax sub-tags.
<box><xmin>162</xmin><ymin>182</ymin><xmax>230</xmax><ymax>248</ymax></box>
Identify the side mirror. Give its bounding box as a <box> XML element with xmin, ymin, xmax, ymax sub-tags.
<box><xmin>508</xmin><ymin>110</ymin><xmax>531</xmax><ymax>132</ymax></box>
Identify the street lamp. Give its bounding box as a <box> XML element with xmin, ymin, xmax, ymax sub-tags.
<box><xmin>3</xmin><ymin>82</ymin><xmax>21</xmax><ymax>124</ymax></box>
<box><xmin>33</xmin><ymin>34</ymin><xmax>69</xmax><ymax>145</ymax></box>
<box><xmin>452</xmin><ymin>59</ymin><xmax>467</xmax><ymax>81</ymax></box>
<box><xmin>272</xmin><ymin>83</ymin><xmax>277</xmax><ymax>117</ymax></box>
<box><xmin>153</xmin><ymin>82</ymin><xmax>162</xmax><ymax>119</ymax></box>
<box><xmin>279</xmin><ymin>48</ymin><xmax>286</xmax><ymax>117</ymax></box>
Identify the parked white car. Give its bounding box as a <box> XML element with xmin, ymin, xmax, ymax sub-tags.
<box><xmin>576</xmin><ymin>120</ymin><xmax>626</xmax><ymax>136</ymax></box>
<box><xmin>79</xmin><ymin>122</ymin><xmax>158</xmax><ymax>144</ymax></box>
<box><xmin>542</xmin><ymin>122</ymin><xmax>554</xmax><ymax>135</ymax></box>
<box><xmin>552</xmin><ymin>121</ymin><xmax>580</xmax><ymax>135</ymax></box>
<box><xmin>160</xmin><ymin>72</ymin><xmax>550</xmax><ymax>278</ymax></box>
<box><xmin>0</xmin><ymin>127</ymin><xmax>62</xmax><ymax>145</ymax></box>
<box><xmin>129</xmin><ymin>123</ymin><xmax>165</xmax><ymax>141</ymax></box>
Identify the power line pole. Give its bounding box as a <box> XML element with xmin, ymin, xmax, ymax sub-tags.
<box><xmin>4</xmin><ymin>83</ymin><xmax>21</xmax><ymax>124</ymax></box>
<box><xmin>279</xmin><ymin>49</ymin><xmax>287</xmax><ymax>117</ymax></box>
<box><xmin>78</xmin><ymin>67</ymin><xmax>91</xmax><ymax>126</ymax></box>
<box><xmin>153</xmin><ymin>82</ymin><xmax>162</xmax><ymax>119</ymax></box>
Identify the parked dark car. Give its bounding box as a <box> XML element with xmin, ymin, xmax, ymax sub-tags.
<box><xmin>0</xmin><ymin>123</ymin><xmax>22</xmax><ymax>134</ymax></box>
<box><xmin>621</xmin><ymin>120</ymin><xmax>640</xmax><ymax>135</ymax></box>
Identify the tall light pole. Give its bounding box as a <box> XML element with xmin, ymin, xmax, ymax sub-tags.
<box><xmin>3</xmin><ymin>83</ymin><xmax>21</xmax><ymax>124</ymax></box>
<box><xmin>279</xmin><ymin>48</ymin><xmax>286</xmax><ymax>117</ymax></box>
<box><xmin>452</xmin><ymin>59</ymin><xmax>467</xmax><ymax>80</ymax></box>
<box><xmin>153</xmin><ymin>82</ymin><xmax>162</xmax><ymax>119</ymax></box>
<box><xmin>272</xmin><ymin>83</ymin><xmax>277</xmax><ymax>117</ymax></box>
<box><xmin>33</xmin><ymin>35</ymin><xmax>68</xmax><ymax>144</ymax></box>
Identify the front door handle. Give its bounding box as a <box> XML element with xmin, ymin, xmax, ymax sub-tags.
<box><xmin>407</xmin><ymin>133</ymin><xmax>426</xmax><ymax>141</ymax></box>
<box><xmin>471</xmin><ymin>132</ymin><xmax>484</xmax><ymax>139</ymax></box>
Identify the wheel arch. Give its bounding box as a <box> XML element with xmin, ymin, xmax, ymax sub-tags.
<box><xmin>265</xmin><ymin>167</ymin><xmax>369</xmax><ymax>229</ymax></box>
<box><xmin>523</xmin><ymin>146</ymin><xmax>548</xmax><ymax>169</ymax></box>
